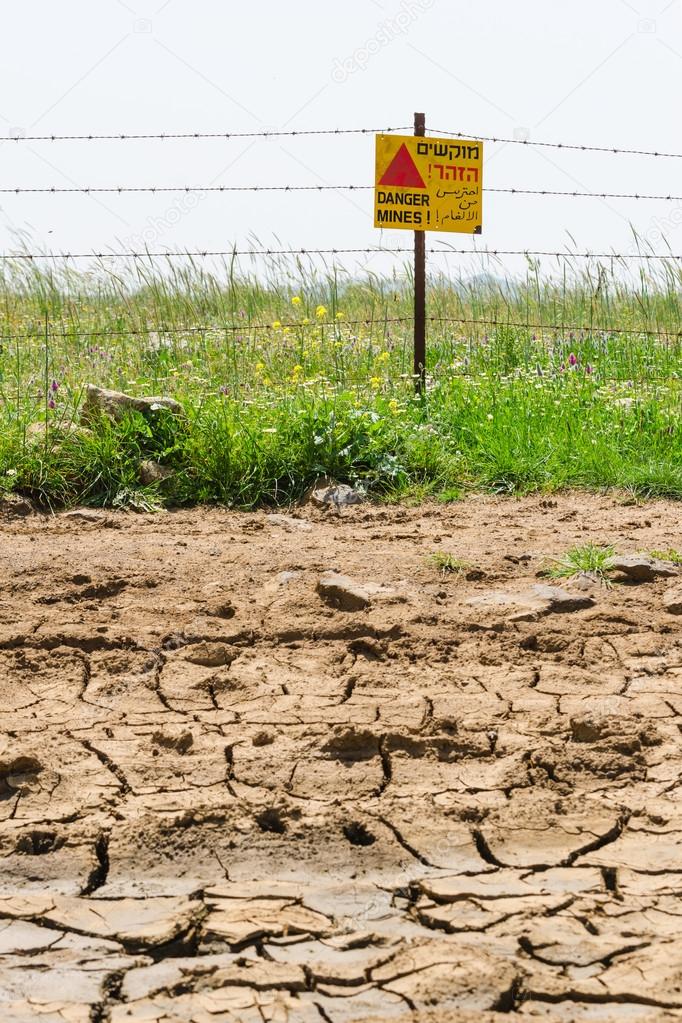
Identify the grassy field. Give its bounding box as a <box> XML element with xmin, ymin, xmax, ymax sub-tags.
<box><xmin>0</xmin><ymin>250</ymin><xmax>681</xmax><ymax>509</ymax></box>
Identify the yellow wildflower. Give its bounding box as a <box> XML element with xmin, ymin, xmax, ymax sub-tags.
<box><xmin>370</xmin><ymin>376</ymin><xmax>382</xmax><ymax>390</ymax></box>
<box><xmin>335</xmin><ymin>311</ymin><xmax>345</xmax><ymax>320</ymax></box>
<box><xmin>272</xmin><ymin>320</ymin><xmax>282</xmax><ymax>330</ymax></box>
<box><xmin>291</xmin><ymin>296</ymin><xmax>302</xmax><ymax>306</ymax></box>
<box><xmin>377</xmin><ymin>351</ymin><xmax>390</xmax><ymax>363</ymax></box>
<box><xmin>388</xmin><ymin>399</ymin><xmax>400</xmax><ymax>415</ymax></box>
<box><xmin>316</xmin><ymin>305</ymin><xmax>328</xmax><ymax>319</ymax></box>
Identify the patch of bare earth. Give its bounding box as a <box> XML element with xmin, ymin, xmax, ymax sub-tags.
<box><xmin>3</xmin><ymin>493</ymin><xmax>682</xmax><ymax>1022</ymax></box>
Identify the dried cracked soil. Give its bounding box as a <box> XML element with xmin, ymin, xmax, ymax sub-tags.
<box><xmin>2</xmin><ymin>493</ymin><xmax>682</xmax><ymax>1022</ymax></box>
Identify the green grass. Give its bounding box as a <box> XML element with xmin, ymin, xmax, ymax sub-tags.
<box><xmin>428</xmin><ymin>553</ymin><xmax>470</xmax><ymax>578</ymax></box>
<box><xmin>545</xmin><ymin>544</ymin><xmax>617</xmax><ymax>581</ymax></box>
<box><xmin>0</xmin><ymin>247</ymin><xmax>682</xmax><ymax>509</ymax></box>
<box><xmin>649</xmin><ymin>548</ymin><xmax>682</xmax><ymax>564</ymax></box>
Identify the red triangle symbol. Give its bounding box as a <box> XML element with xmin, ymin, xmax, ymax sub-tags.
<box><xmin>379</xmin><ymin>143</ymin><xmax>426</xmax><ymax>188</ymax></box>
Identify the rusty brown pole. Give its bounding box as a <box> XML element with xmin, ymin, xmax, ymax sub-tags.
<box><xmin>413</xmin><ymin>111</ymin><xmax>426</xmax><ymax>394</ymax></box>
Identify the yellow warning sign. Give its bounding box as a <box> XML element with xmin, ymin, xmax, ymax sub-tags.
<box><xmin>374</xmin><ymin>133</ymin><xmax>483</xmax><ymax>234</ymax></box>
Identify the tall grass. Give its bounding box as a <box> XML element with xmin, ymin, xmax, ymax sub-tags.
<box><xmin>0</xmin><ymin>248</ymin><xmax>680</xmax><ymax>508</ymax></box>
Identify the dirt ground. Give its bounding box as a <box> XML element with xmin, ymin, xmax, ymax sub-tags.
<box><xmin>3</xmin><ymin>492</ymin><xmax>682</xmax><ymax>1022</ymax></box>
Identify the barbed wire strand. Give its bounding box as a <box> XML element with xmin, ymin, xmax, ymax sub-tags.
<box><xmin>0</xmin><ymin>126</ymin><xmax>411</xmax><ymax>143</ymax></box>
<box><xmin>0</xmin><ymin>316</ymin><xmax>415</xmax><ymax>342</ymax></box>
<box><xmin>430</xmin><ymin>128</ymin><xmax>682</xmax><ymax>160</ymax></box>
<box><xmin>3</xmin><ymin>316</ymin><xmax>679</xmax><ymax>343</ymax></box>
<box><xmin>1</xmin><ymin>185</ymin><xmax>680</xmax><ymax>201</ymax></box>
<box><xmin>1</xmin><ymin>247</ymin><xmax>680</xmax><ymax>261</ymax></box>
<box><xmin>0</xmin><ymin>124</ymin><xmax>679</xmax><ymax>159</ymax></box>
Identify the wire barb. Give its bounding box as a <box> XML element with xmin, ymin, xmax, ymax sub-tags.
<box><xmin>430</xmin><ymin>128</ymin><xmax>682</xmax><ymax>160</ymax></box>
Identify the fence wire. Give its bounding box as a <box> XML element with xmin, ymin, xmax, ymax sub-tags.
<box><xmin>3</xmin><ymin>316</ymin><xmax>679</xmax><ymax>344</ymax></box>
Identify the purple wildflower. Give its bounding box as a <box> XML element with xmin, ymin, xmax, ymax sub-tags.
<box><xmin>48</xmin><ymin>398</ymin><xmax>56</xmax><ymax>410</ymax></box>
<box><xmin>51</xmin><ymin>379</ymin><xmax>58</xmax><ymax>392</ymax></box>
<box><xmin>586</xmin><ymin>364</ymin><xmax>593</xmax><ymax>375</ymax></box>
<box><xmin>568</xmin><ymin>353</ymin><xmax>578</xmax><ymax>367</ymax></box>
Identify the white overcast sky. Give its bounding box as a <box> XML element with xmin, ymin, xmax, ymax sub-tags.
<box><xmin>0</xmin><ymin>0</ymin><xmax>680</xmax><ymax>278</ymax></box>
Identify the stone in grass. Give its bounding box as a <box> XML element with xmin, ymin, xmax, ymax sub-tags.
<box><xmin>81</xmin><ymin>384</ymin><xmax>182</xmax><ymax>424</ymax></box>
<box><xmin>317</xmin><ymin>572</ymin><xmax>370</xmax><ymax>612</ymax></box>
<box><xmin>607</xmin><ymin>554</ymin><xmax>678</xmax><ymax>583</ymax></box>
<box><xmin>0</xmin><ymin>493</ymin><xmax>34</xmax><ymax>518</ymax></box>
<box><xmin>139</xmin><ymin>460</ymin><xmax>173</xmax><ymax>486</ymax></box>
<box><xmin>25</xmin><ymin>421</ymin><xmax>93</xmax><ymax>446</ymax></box>
<box><xmin>308</xmin><ymin>477</ymin><xmax>365</xmax><ymax>510</ymax></box>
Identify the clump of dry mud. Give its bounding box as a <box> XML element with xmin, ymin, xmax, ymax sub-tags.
<box><xmin>2</xmin><ymin>493</ymin><xmax>682</xmax><ymax>1022</ymax></box>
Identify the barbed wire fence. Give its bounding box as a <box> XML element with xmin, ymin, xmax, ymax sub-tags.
<box><xmin>1</xmin><ymin>121</ymin><xmax>681</xmax><ymax>349</ymax></box>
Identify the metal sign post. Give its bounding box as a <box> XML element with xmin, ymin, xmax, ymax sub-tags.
<box><xmin>413</xmin><ymin>111</ymin><xmax>426</xmax><ymax>394</ymax></box>
<box><xmin>374</xmin><ymin>118</ymin><xmax>484</xmax><ymax>395</ymax></box>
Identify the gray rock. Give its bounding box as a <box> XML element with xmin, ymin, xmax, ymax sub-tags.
<box><xmin>664</xmin><ymin>585</ymin><xmax>682</xmax><ymax>615</ymax></box>
<box><xmin>607</xmin><ymin>554</ymin><xmax>677</xmax><ymax>582</ymax></box>
<box><xmin>266</xmin><ymin>514</ymin><xmax>312</xmax><ymax>532</ymax></box>
<box><xmin>82</xmin><ymin>384</ymin><xmax>182</xmax><ymax>424</ymax></box>
<box><xmin>25</xmin><ymin>421</ymin><xmax>92</xmax><ymax>446</ymax></box>
<box><xmin>139</xmin><ymin>460</ymin><xmax>173</xmax><ymax>486</ymax></box>
<box><xmin>61</xmin><ymin>508</ymin><xmax>105</xmax><ymax>524</ymax></box>
<box><xmin>0</xmin><ymin>494</ymin><xmax>34</xmax><ymax>518</ymax></box>
<box><xmin>317</xmin><ymin>572</ymin><xmax>370</xmax><ymax>612</ymax></box>
<box><xmin>309</xmin><ymin>478</ymin><xmax>365</xmax><ymax>509</ymax></box>
<box><xmin>530</xmin><ymin>585</ymin><xmax>595</xmax><ymax>613</ymax></box>
<box><xmin>466</xmin><ymin>585</ymin><xmax>594</xmax><ymax>622</ymax></box>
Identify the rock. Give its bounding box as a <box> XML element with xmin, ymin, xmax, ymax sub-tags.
<box><xmin>0</xmin><ymin>494</ymin><xmax>33</xmax><ymax>518</ymax></box>
<box><xmin>317</xmin><ymin>572</ymin><xmax>370</xmax><ymax>611</ymax></box>
<box><xmin>25</xmin><ymin>421</ymin><xmax>93</xmax><ymax>446</ymax></box>
<box><xmin>530</xmin><ymin>585</ymin><xmax>595</xmax><ymax>613</ymax></box>
<box><xmin>81</xmin><ymin>384</ymin><xmax>182</xmax><ymax>424</ymax></box>
<box><xmin>608</xmin><ymin>554</ymin><xmax>677</xmax><ymax>582</ymax></box>
<box><xmin>61</xmin><ymin>508</ymin><xmax>105</xmax><ymax>524</ymax></box>
<box><xmin>308</xmin><ymin>478</ymin><xmax>365</xmax><ymax>509</ymax></box>
<box><xmin>182</xmin><ymin>642</ymin><xmax>237</xmax><ymax>668</ymax></box>
<box><xmin>571</xmin><ymin>571</ymin><xmax>602</xmax><ymax>592</ymax></box>
<box><xmin>466</xmin><ymin>585</ymin><xmax>594</xmax><ymax>622</ymax></box>
<box><xmin>663</xmin><ymin>585</ymin><xmax>682</xmax><ymax>615</ymax></box>
<box><xmin>266</xmin><ymin>513</ymin><xmax>312</xmax><ymax>532</ymax></box>
<box><xmin>139</xmin><ymin>460</ymin><xmax>173</xmax><ymax>486</ymax></box>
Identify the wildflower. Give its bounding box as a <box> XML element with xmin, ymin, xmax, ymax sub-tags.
<box><xmin>315</xmin><ymin>305</ymin><xmax>328</xmax><ymax>319</ymax></box>
<box><xmin>388</xmin><ymin>399</ymin><xmax>400</xmax><ymax>415</ymax></box>
<box><xmin>302</xmin><ymin>317</ymin><xmax>310</xmax><ymax>325</ymax></box>
<box><xmin>219</xmin><ymin>385</ymin><xmax>229</xmax><ymax>395</ymax></box>
<box><xmin>370</xmin><ymin>376</ymin><xmax>382</xmax><ymax>389</ymax></box>
<box><xmin>291</xmin><ymin>296</ymin><xmax>302</xmax><ymax>306</ymax></box>
<box><xmin>568</xmin><ymin>353</ymin><xmax>578</xmax><ymax>367</ymax></box>
<box><xmin>586</xmin><ymin>364</ymin><xmax>594</xmax><ymax>375</ymax></box>
<box><xmin>272</xmin><ymin>320</ymin><xmax>282</xmax><ymax>330</ymax></box>
<box><xmin>5</xmin><ymin>468</ymin><xmax>17</xmax><ymax>477</ymax></box>
<box><xmin>292</xmin><ymin>364</ymin><xmax>304</xmax><ymax>377</ymax></box>
<box><xmin>377</xmin><ymin>351</ymin><xmax>390</xmax><ymax>363</ymax></box>
<box><xmin>50</xmin><ymin>379</ymin><xmax>59</xmax><ymax>392</ymax></box>
<box><xmin>335</xmin><ymin>311</ymin><xmax>345</xmax><ymax>320</ymax></box>
<box><xmin>48</xmin><ymin>398</ymin><xmax>56</xmax><ymax>410</ymax></box>
<box><xmin>255</xmin><ymin>362</ymin><xmax>265</xmax><ymax>373</ymax></box>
